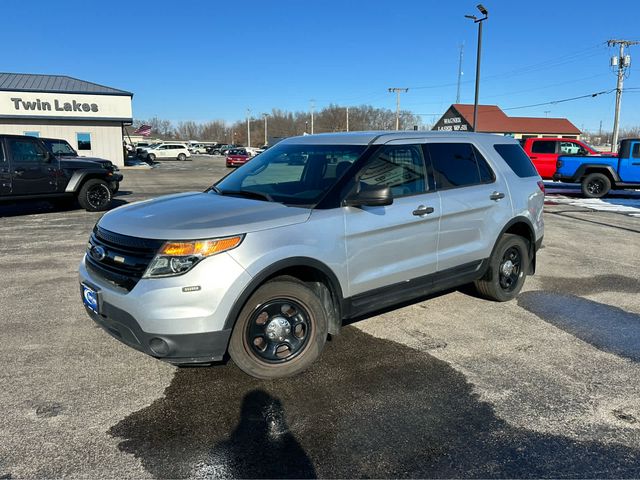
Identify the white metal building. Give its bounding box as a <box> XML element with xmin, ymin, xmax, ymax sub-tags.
<box><xmin>0</xmin><ymin>73</ymin><xmax>133</xmax><ymax>166</ymax></box>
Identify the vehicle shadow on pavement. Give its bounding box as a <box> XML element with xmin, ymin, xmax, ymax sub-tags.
<box><xmin>109</xmin><ymin>328</ymin><xmax>640</xmax><ymax>479</ymax></box>
<box><xmin>519</xmin><ymin>290</ymin><xmax>640</xmax><ymax>362</ymax></box>
<box><xmin>0</xmin><ymin>198</ymin><xmax>129</xmax><ymax>217</ymax></box>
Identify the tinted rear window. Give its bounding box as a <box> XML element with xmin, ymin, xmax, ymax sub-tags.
<box><xmin>494</xmin><ymin>144</ymin><xmax>539</xmax><ymax>178</ymax></box>
<box><xmin>426</xmin><ymin>143</ymin><xmax>494</xmax><ymax>190</ymax></box>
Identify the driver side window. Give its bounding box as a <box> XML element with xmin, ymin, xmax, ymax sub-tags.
<box><xmin>359</xmin><ymin>144</ymin><xmax>428</xmax><ymax>197</ymax></box>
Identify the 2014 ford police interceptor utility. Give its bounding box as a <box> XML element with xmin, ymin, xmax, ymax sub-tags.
<box><xmin>79</xmin><ymin>131</ymin><xmax>544</xmax><ymax>379</ymax></box>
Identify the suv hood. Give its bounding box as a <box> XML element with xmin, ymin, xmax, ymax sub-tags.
<box><xmin>98</xmin><ymin>192</ymin><xmax>312</xmax><ymax>240</ymax></box>
<box><xmin>60</xmin><ymin>158</ymin><xmax>108</xmax><ymax>170</ymax></box>
<box><xmin>59</xmin><ymin>155</ymin><xmax>114</xmax><ymax>169</ymax></box>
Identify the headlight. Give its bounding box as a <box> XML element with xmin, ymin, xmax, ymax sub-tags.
<box><xmin>143</xmin><ymin>235</ymin><xmax>244</xmax><ymax>278</ymax></box>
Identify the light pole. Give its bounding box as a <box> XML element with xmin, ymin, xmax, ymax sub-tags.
<box><xmin>246</xmin><ymin>108</ymin><xmax>251</xmax><ymax>147</ymax></box>
<box><xmin>465</xmin><ymin>4</ymin><xmax>488</xmax><ymax>132</ymax></box>
<box><xmin>262</xmin><ymin>113</ymin><xmax>268</xmax><ymax>146</ymax></box>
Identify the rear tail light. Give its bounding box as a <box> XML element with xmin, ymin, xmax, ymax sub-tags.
<box><xmin>537</xmin><ymin>181</ymin><xmax>545</xmax><ymax>194</ymax></box>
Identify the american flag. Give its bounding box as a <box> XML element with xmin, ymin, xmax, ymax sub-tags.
<box><xmin>133</xmin><ymin>124</ymin><xmax>152</xmax><ymax>136</ymax></box>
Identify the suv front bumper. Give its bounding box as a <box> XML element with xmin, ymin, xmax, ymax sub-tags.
<box><xmin>79</xmin><ymin>252</ymin><xmax>252</xmax><ymax>364</ymax></box>
<box><xmin>83</xmin><ymin>298</ymin><xmax>231</xmax><ymax>364</ymax></box>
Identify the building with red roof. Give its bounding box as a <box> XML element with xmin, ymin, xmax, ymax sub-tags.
<box><xmin>432</xmin><ymin>104</ymin><xmax>581</xmax><ymax>139</ymax></box>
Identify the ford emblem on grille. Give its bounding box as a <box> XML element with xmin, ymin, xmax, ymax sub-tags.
<box><xmin>90</xmin><ymin>245</ymin><xmax>107</xmax><ymax>261</ymax></box>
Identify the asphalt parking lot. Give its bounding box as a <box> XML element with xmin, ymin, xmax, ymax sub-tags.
<box><xmin>1</xmin><ymin>155</ymin><xmax>639</xmax><ymax>478</ymax></box>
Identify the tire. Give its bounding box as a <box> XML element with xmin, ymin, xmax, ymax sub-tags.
<box><xmin>581</xmin><ymin>172</ymin><xmax>611</xmax><ymax>198</ymax></box>
<box><xmin>77</xmin><ymin>179</ymin><xmax>112</xmax><ymax>212</ymax></box>
<box><xmin>148</xmin><ymin>153</ymin><xmax>156</xmax><ymax>162</ymax></box>
<box><xmin>228</xmin><ymin>278</ymin><xmax>329</xmax><ymax>379</ymax></box>
<box><xmin>474</xmin><ymin>233</ymin><xmax>529</xmax><ymax>302</ymax></box>
<box><xmin>177</xmin><ymin>153</ymin><xmax>187</xmax><ymax>161</ymax></box>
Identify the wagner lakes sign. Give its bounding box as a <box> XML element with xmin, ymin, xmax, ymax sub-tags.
<box><xmin>0</xmin><ymin>91</ymin><xmax>132</xmax><ymax>121</ymax></box>
<box><xmin>432</xmin><ymin>107</ymin><xmax>472</xmax><ymax>132</ymax></box>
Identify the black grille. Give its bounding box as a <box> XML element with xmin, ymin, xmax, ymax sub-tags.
<box><xmin>86</xmin><ymin>226</ymin><xmax>164</xmax><ymax>291</ymax></box>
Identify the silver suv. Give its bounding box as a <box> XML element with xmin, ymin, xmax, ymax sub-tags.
<box><xmin>79</xmin><ymin>132</ymin><xmax>544</xmax><ymax>378</ymax></box>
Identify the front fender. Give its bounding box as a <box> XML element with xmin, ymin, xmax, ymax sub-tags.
<box><xmin>65</xmin><ymin>169</ymin><xmax>110</xmax><ymax>193</ymax></box>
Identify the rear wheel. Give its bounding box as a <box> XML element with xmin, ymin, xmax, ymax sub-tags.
<box><xmin>77</xmin><ymin>179</ymin><xmax>112</xmax><ymax>212</ymax></box>
<box><xmin>474</xmin><ymin>234</ymin><xmax>529</xmax><ymax>302</ymax></box>
<box><xmin>581</xmin><ymin>172</ymin><xmax>611</xmax><ymax>198</ymax></box>
<box><xmin>229</xmin><ymin>278</ymin><xmax>328</xmax><ymax>379</ymax></box>
<box><xmin>177</xmin><ymin>153</ymin><xmax>187</xmax><ymax>161</ymax></box>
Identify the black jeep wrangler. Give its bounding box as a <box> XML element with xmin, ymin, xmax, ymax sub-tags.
<box><xmin>0</xmin><ymin>134</ymin><xmax>123</xmax><ymax>212</ymax></box>
<box><xmin>40</xmin><ymin>137</ymin><xmax>122</xmax><ymax>193</ymax></box>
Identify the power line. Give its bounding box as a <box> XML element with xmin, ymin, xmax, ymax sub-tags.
<box><xmin>501</xmin><ymin>89</ymin><xmax>614</xmax><ymax>111</ymax></box>
<box><xmin>408</xmin><ymin>43</ymin><xmax>606</xmax><ymax>92</ymax></box>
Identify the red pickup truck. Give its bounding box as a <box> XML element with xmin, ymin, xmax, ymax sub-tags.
<box><xmin>519</xmin><ymin>138</ymin><xmax>605</xmax><ymax>180</ymax></box>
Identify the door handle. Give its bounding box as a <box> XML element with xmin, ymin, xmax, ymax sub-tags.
<box><xmin>490</xmin><ymin>191</ymin><xmax>505</xmax><ymax>201</ymax></box>
<box><xmin>14</xmin><ymin>169</ymin><xmax>25</xmax><ymax>177</ymax></box>
<box><xmin>412</xmin><ymin>205</ymin><xmax>435</xmax><ymax>216</ymax></box>
<box><xmin>529</xmin><ymin>156</ymin><xmax>538</xmax><ymax>160</ymax></box>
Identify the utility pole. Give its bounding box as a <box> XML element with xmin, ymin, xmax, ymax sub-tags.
<box><xmin>262</xmin><ymin>113</ymin><xmax>268</xmax><ymax>146</ymax></box>
<box><xmin>456</xmin><ymin>42</ymin><xmax>464</xmax><ymax>103</ymax></box>
<box><xmin>608</xmin><ymin>39</ymin><xmax>638</xmax><ymax>152</ymax></box>
<box><xmin>246</xmin><ymin>108</ymin><xmax>251</xmax><ymax>147</ymax></box>
<box><xmin>388</xmin><ymin>88</ymin><xmax>409</xmax><ymax>130</ymax></box>
<box><xmin>346</xmin><ymin>106</ymin><xmax>349</xmax><ymax>132</ymax></box>
<box><xmin>544</xmin><ymin>110</ymin><xmax>551</xmax><ymax>118</ymax></box>
<box><xmin>310</xmin><ymin>99</ymin><xmax>315</xmax><ymax>134</ymax></box>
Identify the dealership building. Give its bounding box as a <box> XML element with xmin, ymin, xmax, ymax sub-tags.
<box><xmin>432</xmin><ymin>104</ymin><xmax>581</xmax><ymax>139</ymax></box>
<box><xmin>0</xmin><ymin>73</ymin><xmax>133</xmax><ymax>166</ymax></box>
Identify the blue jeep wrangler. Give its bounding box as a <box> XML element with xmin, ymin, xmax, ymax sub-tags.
<box><xmin>553</xmin><ymin>138</ymin><xmax>640</xmax><ymax>198</ymax></box>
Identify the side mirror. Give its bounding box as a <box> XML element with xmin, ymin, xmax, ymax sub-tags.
<box><xmin>344</xmin><ymin>183</ymin><xmax>393</xmax><ymax>207</ymax></box>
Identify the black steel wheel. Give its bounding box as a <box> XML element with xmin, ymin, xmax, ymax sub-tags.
<box><xmin>229</xmin><ymin>278</ymin><xmax>328</xmax><ymax>379</ymax></box>
<box><xmin>77</xmin><ymin>179</ymin><xmax>112</xmax><ymax>212</ymax></box>
<box><xmin>498</xmin><ymin>246</ymin><xmax>522</xmax><ymax>292</ymax></box>
<box><xmin>581</xmin><ymin>172</ymin><xmax>611</xmax><ymax>198</ymax></box>
<box><xmin>474</xmin><ymin>233</ymin><xmax>529</xmax><ymax>302</ymax></box>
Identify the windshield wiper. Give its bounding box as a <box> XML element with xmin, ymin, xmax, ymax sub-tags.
<box><xmin>216</xmin><ymin>189</ymin><xmax>274</xmax><ymax>202</ymax></box>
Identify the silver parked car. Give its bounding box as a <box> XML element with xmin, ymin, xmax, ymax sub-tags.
<box><xmin>79</xmin><ymin>131</ymin><xmax>544</xmax><ymax>378</ymax></box>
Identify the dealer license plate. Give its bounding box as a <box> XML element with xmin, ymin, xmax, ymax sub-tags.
<box><xmin>81</xmin><ymin>283</ymin><xmax>99</xmax><ymax>314</ymax></box>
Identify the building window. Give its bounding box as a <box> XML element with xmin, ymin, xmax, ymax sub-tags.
<box><xmin>77</xmin><ymin>133</ymin><xmax>91</xmax><ymax>151</ymax></box>
<box><xmin>24</xmin><ymin>131</ymin><xmax>39</xmax><ymax>137</ymax></box>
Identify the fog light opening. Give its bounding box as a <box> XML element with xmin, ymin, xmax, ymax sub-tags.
<box><xmin>149</xmin><ymin>337</ymin><xmax>170</xmax><ymax>356</ymax></box>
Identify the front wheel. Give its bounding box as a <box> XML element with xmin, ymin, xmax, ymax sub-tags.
<box><xmin>581</xmin><ymin>172</ymin><xmax>611</xmax><ymax>198</ymax></box>
<box><xmin>228</xmin><ymin>278</ymin><xmax>328</xmax><ymax>379</ymax></box>
<box><xmin>474</xmin><ymin>234</ymin><xmax>529</xmax><ymax>302</ymax></box>
<box><xmin>77</xmin><ymin>179</ymin><xmax>112</xmax><ymax>212</ymax></box>
<box><xmin>147</xmin><ymin>153</ymin><xmax>156</xmax><ymax>162</ymax></box>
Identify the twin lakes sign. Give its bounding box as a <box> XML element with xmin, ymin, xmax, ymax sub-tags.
<box><xmin>432</xmin><ymin>107</ymin><xmax>472</xmax><ymax>132</ymax></box>
<box><xmin>0</xmin><ymin>91</ymin><xmax>132</xmax><ymax>121</ymax></box>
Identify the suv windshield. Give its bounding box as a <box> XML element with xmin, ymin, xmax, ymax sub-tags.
<box><xmin>214</xmin><ymin>143</ymin><xmax>366</xmax><ymax>206</ymax></box>
<box><xmin>42</xmin><ymin>139</ymin><xmax>77</xmax><ymax>156</ymax></box>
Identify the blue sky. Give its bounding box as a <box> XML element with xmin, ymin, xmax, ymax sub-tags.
<box><xmin>3</xmin><ymin>0</ymin><xmax>640</xmax><ymax>131</ymax></box>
